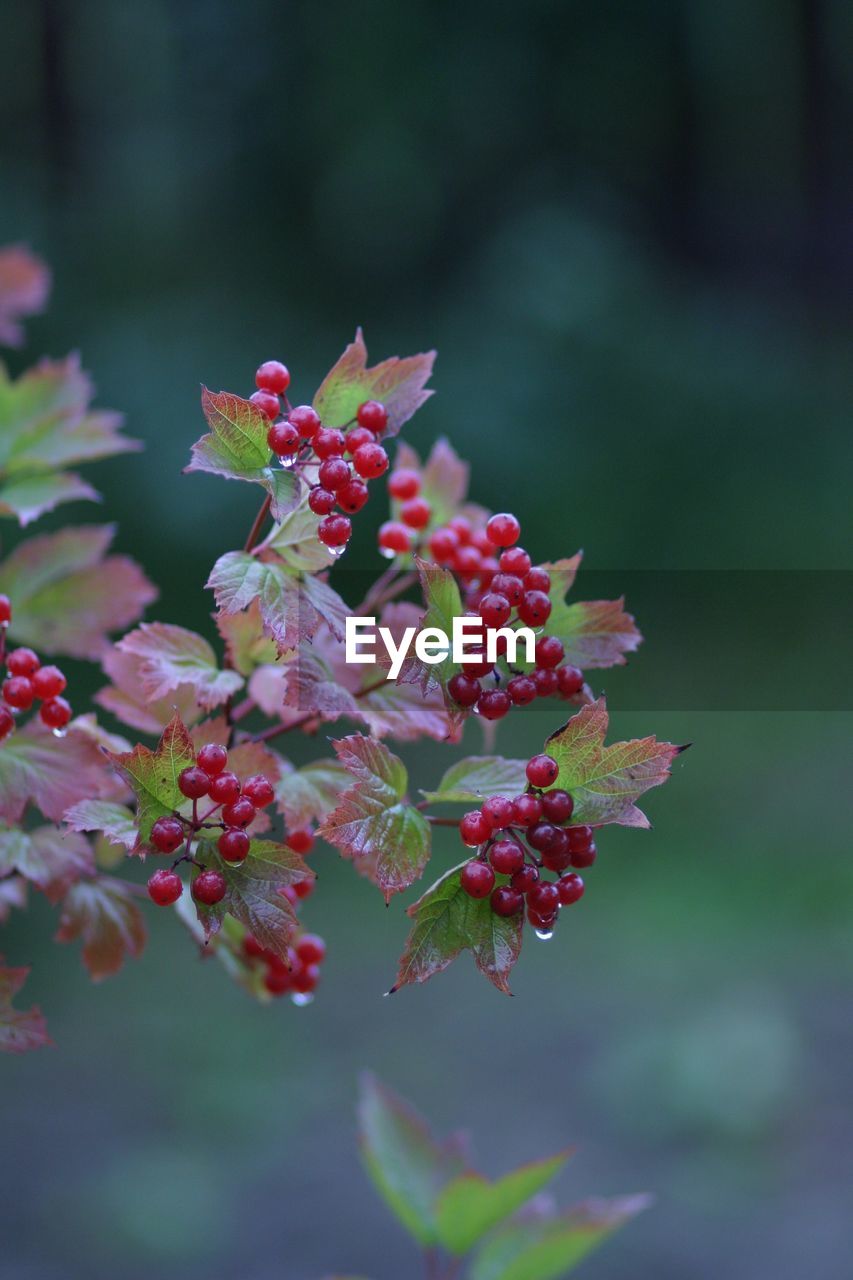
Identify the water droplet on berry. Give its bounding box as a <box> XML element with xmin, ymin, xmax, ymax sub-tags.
<box><xmin>278</xmin><ymin>454</ymin><xmax>296</xmax><ymax>469</ymax></box>
<box><xmin>329</xmin><ymin>544</ymin><xmax>347</xmax><ymax>558</ymax></box>
<box><xmin>291</xmin><ymin>992</ymin><xmax>314</xmax><ymax>1007</ymax></box>
<box><xmin>378</xmin><ymin>545</ymin><xmax>397</xmax><ymax>560</ymax></box>
<box><xmin>534</xmin><ymin>927</ymin><xmax>553</xmax><ymax>941</ymax></box>
<box><xmin>51</xmin><ymin>727</ymin><xmax>68</xmax><ymax>739</ymax></box>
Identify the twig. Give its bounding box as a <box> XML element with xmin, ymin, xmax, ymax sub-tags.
<box><xmin>243</xmin><ymin>492</ymin><xmax>272</xmax><ymax>553</ymax></box>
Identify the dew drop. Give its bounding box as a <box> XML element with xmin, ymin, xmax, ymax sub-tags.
<box><xmin>534</xmin><ymin>928</ymin><xmax>553</xmax><ymax>941</ymax></box>
<box><xmin>52</xmin><ymin>727</ymin><xmax>68</xmax><ymax>739</ymax></box>
<box><xmin>329</xmin><ymin>543</ymin><xmax>347</xmax><ymax>558</ymax></box>
<box><xmin>291</xmin><ymin>992</ymin><xmax>314</xmax><ymax>1007</ymax></box>
<box><xmin>278</xmin><ymin>453</ymin><xmax>297</xmax><ymax>469</ymax></box>
<box><xmin>378</xmin><ymin>545</ymin><xmax>397</xmax><ymax>560</ymax></box>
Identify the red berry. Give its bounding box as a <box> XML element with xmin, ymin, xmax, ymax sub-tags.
<box><xmin>314</xmin><ymin>428</ymin><xmax>346</xmax><ymax>459</ymax></box>
<box><xmin>208</xmin><ymin>771</ymin><xmax>241</xmax><ymax>804</ymax></box>
<box><xmin>178</xmin><ymin>766</ymin><xmax>210</xmax><ymax>799</ymax></box>
<box><xmin>150</xmin><ymin>817</ymin><xmax>185</xmax><ymax>854</ymax></box>
<box><xmin>250</xmin><ymin>389</ymin><xmax>280</xmax><ymax>419</ymax></box>
<box><xmin>318</xmin><ymin>514</ymin><xmax>352</xmax><ymax>548</ymax></box>
<box><xmin>460</xmin><ymin>859</ymin><xmax>495</xmax><ymax>898</ymax></box>
<box><xmin>221</xmin><ymin>797</ymin><xmax>256</xmax><ymax>828</ymax></box>
<box><xmin>557</xmin><ymin>665</ymin><xmax>585</xmax><ymax>697</ymax></box>
<box><xmin>460</xmin><ymin>810</ymin><xmax>491</xmax><ymax>847</ymax></box>
<box><xmin>0</xmin><ymin>595</ymin><xmax>10</xmax><ymax>625</ymax></box>
<box><xmin>571</xmin><ymin>842</ymin><xmax>597</xmax><ymax>868</ymax></box>
<box><xmin>242</xmin><ymin>774</ymin><xmax>274</xmax><ymax>808</ymax></box>
<box><xmin>486</xmin><ymin>512</ymin><xmax>521</xmax><ymax>547</ymax></box>
<box><xmin>448</xmin><ymin>516</ymin><xmax>473</xmax><ymax>544</ymax></box>
<box><xmin>148</xmin><ymin>868</ymin><xmax>183</xmax><ymax>906</ymax></box>
<box><xmin>219</xmin><ymin>828</ymin><xmax>250</xmax><ymax>863</ymax></box>
<box><xmin>336</xmin><ymin>477</ymin><xmax>369</xmax><ymax>514</ymax></box>
<box><xmin>541</xmin><ymin>830</ymin><xmax>572</xmax><ymax>873</ymax></box>
<box><xmin>197</xmin><ymin>743</ymin><xmax>228</xmax><ymax>776</ymax></box>
<box><xmin>472</xmin><ymin>530</ymin><xmax>494</xmax><ymax>556</ymax></box>
<box><xmin>255</xmin><ymin>360</ymin><xmax>290</xmax><ymax>394</ymax></box>
<box><xmin>511</xmin><ymin>794</ymin><xmax>542</xmax><ymax>826</ymax></box>
<box><xmin>532</xmin><ymin>668</ymin><xmax>559</xmax><ymax>697</ymax></box>
<box><xmin>541</xmin><ymin>789</ymin><xmax>574</xmax><ymax>824</ymax></box>
<box><xmin>507</xmin><ymin>675</ymin><xmax>537</xmax><ymax>706</ymax></box>
<box><xmin>478</xmin><ymin>557</ymin><xmax>499</xmax><ymax>589</ymax></box>
<box><xmin>3</xmin><ymin>677</ymin><xmax>34</xmax><ymax>710</ymax></box>
<box><xmin>353</xmin><ymin>442</ymin><xmax>389</xmax><ymax>480</ymax></box>
<box><xmin>447</xmin><ymin>672</ymin><xmax>481</xmax><ymax>707</ymax></box>
<box><xmin>292</xmin><ymin>876</ymin><xmax>314</xmax><ymax>899</ymax></box>
<box><xmin>7</xmin><ymin>647</ymin><xmax>39</xmax><ymax>676</ymax></box>
<box><xmin>481</xmin><ymin>795</ymin><xmax>515</xmax><ymax>830</ymax></box>
<box><xmin>490</xmin><ymin>573</ymin><xmax>524</xmax><ymax>607</ymax></box>
<box><xmin>489</xmin><ymin>839</ymin><xmax>525</xmax><ymax>875</ymax></box>
<box><xmin>524</xmin><ymin>567</ymin><xmax>551</xmax><ymax>593</ymax></box>
<box><xmin>400</xmin><ymin>496</ymin><xmax>431</xmax><ymax>529</ymax></box>
<box><xmin>511</xmin><ymin>863</ymin><xmax>539</xmax><ymax>893</ymax></box>
<box><xmin>527</xmin><ymin>820</ymin><xmax>559</xmax><ymax>852</ymax></box>
<box><xmin>296</xmin><ymin>934</ymin><xmax>326</xmax><ymax>965</ymax></box>
<box><xmin>243</xmin><ymin>933</ymin><xmax>266</xmax><ymax>959</ymax></box>
<box><xmin>477</xmin><ymin>689</ymin><xmax>511</xmax><ymax>720</ymax></box>
<box><xmin>264</xmin><ymin>965</ymin><xmax>294</xmax><ymax>996</ymax></box>
<box><xmin>388</xmin><ymin>469</ymin><xmax>421</xmax><ymax>500</ymax></box>
<box><xmin>518</xmin><ymin>590</ymin><xmax>552</xmax><ymax>627</ymax></box>
<box><xmin>192</xmin><ymin>869</ymin><xmax>227</xmax><ymax>905</ymax></box>
<box><xmin>292</xmin><ymin>962</ymin><xmax>320</xmax><ymax>994</ymax></box>
<box><xmin>490</xmin><ymin>885</ymin><xmax>524</xmax><ymax>917</ymax></box>
<box><xmin>558</xmin><ymin>873</ymin><xmax>585</xmax><ymax>905</ymax></box>
<box><xmin>40</xmin><ymin>695</ymin><xmax>72</xmax><ymax>731</ymax></box>
<box><xmin>499</xmin><ymin>547</ymin><xmax>532</xmax><ymax>577</ymax></box>
<box><xmin>309</xmin><ymin>487</ymin><xmax>336</xmax><ymax>516</ymax></box>
<box><xmin>528</xmin><ymin>880</ymin><xmax>560</xmax><ymax>915</ymax></box>
<box><xmin>318</xmin><ymin>457</ymin><xmax>351</xmax><ymax>491</ymax></box>
<box><xmin>460</xmin><ymin>649</ymin><xmax>494</xmax><ymax>679</ymax></box>
<box><xmin>378</xmin><ymin>521</ymin><xmax>412</xmax><ymax>555</ymax></box>
<box><xmin>478</xmin><ymin>593</ymin><xmax>511</xmax><ymax>628</ymax></box>
<box><xmin>289</xmin><ymin>404</ymin><xmax>321</xmax><ymax>438</ymax></box>
<box><xmin>287</xmin><ymin>829</ymin><xmax>315</xmax><ymax>854</ymax></box>
<box><xmin>535</xmin><ymin>636</ymin><xmax>565</xmax><ymax>669</ymax></box>
<box><xmin>454</xmin><ymin>545</ymin><xmax>482</xmax><ymax>578</ymax></box>
<box><xmin>268</xmin><ymin>421</ymin><xmax>300</xmax><ymax>457</ymax></box>
<box><xmin>357</xmin><ymin>400</ymin><xmax>388</xmax><ymax>433</ymax></box>
<box><xmin>429</xmin><ymin>528</ymin><xmax>459</xmax><ymax>563</ymax></box>
<box><xmin>0</xmin><ymin>707</ymin><xmax>14</xmax><ymax>740</ymax></box>
<box><xmin>345</xmin><ymin>426</ymin><xmax>375</xmax><ymax>454</ymax></box>
<box><xmin>527</xmin><ymin>907</ymin><xmax>558</xmax><ymax>931</ymax></box>
<box><xmin>526</xmin><ymin>753</ymin><xmax>559</xmax><ymax>788</ymax></box>
<box><xmin>566</xmin><ymin>825</ymin><xmax>594</xmax><ymax>852</ymax></box>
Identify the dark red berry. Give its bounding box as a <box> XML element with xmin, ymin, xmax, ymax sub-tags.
<box><xmin>570</xmin><ymin>842</ymin><xmax>597</xmax><ymax>868</ymax></box>
<box><xmin>490</xmin><ymin>885</ymin><xmax>524</xmax><ymax>917</ymax></box>
<box><xmin>314</xmin><ymin>428</ymin><xmax>346</xmax><ymax>459</ymax></box>
<box><xmin>40</xmin><ymin>696</ymin><xmax>72</xmax><ymax>729</ymax></box>
<box><xmin>289</xmin><ymin>404</ymin><xmax>321</xmax><ymax>439</ymax></box>
<box><xmin>535</xmin><ymin>636</ymin><xmax>565</xmax><ymax>669</ymax></box>
<box><xmin>287</xmin><ymin>829</ymin><xmax>315</xmax><ymax>854</ymax></box>
<box><xmin>511</xmin><ymin>863</ymin><xmax>539</xmax><ymax>893</ymax></box>
<box><xmin>400</xmin><ymin>496</ymin><xmax>431</xmax><ymax>529</ymax></box>
<box><xmin>486</xmin><ymin>513</ymin><xmax>521</xmax><ymax>548</ymax></box>
<box><xmin>527</xmin><ymin>821</ymin><xmax>559</xmax><ymax>852</ymax></box>
<box><xmin>336</xmin><ymin>477</ymin><xmax>369</xmax><ymax>513</ymax></box>
<box><xmin>292</xmin><ymin>876</ymin><xmax>314</xmax><ymax>899</ymax></box>
<box><xmin>318</xmin><ymin>514</ymin><xmax>352</xmax><ymax>547</ymax></box>
<box><xmin>296</xmin><ymin>934</ymin><xmax>326</xmax><ymax>965</ymax></box>
<box><xmin>489</xmin><ymin>839</ymin><xmax>525</xmax><ymax>875</ymax></box>
<box><xmin>178</xmin><ymin>766</ymin><xmax>210</xmax><ymax>799</ymax></box>
<box><xmin>518</xmin><ymin>590</ymin><xmax>552</xmax><ymax>627</ymax></box>
<box><xmin>318</xmin><ymin>457</ymin><xmax>351</xmax><ymax>491</ymax></box>
<box><xmin>243</xmin><ymin>933</ymin><xmax>266</xmax><ymax>959</ymax></box>
<box><xmin>541</xmin><ymin>789</ymin><xmax>574</xmax><ymax>824</ymax></box>
<box><xmin>558</xmin><ymin>873</ymin><xmax>585</xmax><ymax>905</ymax></box>
<box><xmin>388</xmin><ymin>469</ymin><xmax>420</xmax><ymax>500</ymax></box>
<box><xmin>292</xmin><ymin>962</ymin><xmax>320</xmax><ymax>994</ymax></box>
<box><xmin>197</xmin><ymin>743</ymin><xmax>228</xmax><ymax>776</ymax></box>
<box><xmin>0</xmin><ymin>707</ymin><xmax>14</xmax><ymax>740</ymax></box>
<box><xmin>242</xmin><ymin>774</ymin><xmax>274</xmax><ymax>808</ymax></box>
<box><xmin>353</xmin><ymin>442</ymin><xmax>389</xmax><ymax>480</ymax></box>
<box><xmin>460</xmin><ymin>810</ymin><xmax>492</xmax><ymax>846</ymax></box>
<box><xmin>219</xmin><ymin>828</ymin><xmax>250</xmax><ymax>863</ymax></box>
<box><xmin>221</xmin><ymin>797</ymin><xmax>256</xmax><ymax>828</ymax></box>
<box><xmin>0</xmin><ymin>595</ymin><xmax>10</xmax><ymax>625</ymax></box>
<box><xmin>264</xmin><ymin>965</ymin><xmax>293</xmax><ymax>996</ymax></box>
<box><xmin>208</xmin><ymin>771</ymin><xmax>241</xmax><ymax>804</ymax></box>
<box><xmin>150</xmin><ymin>817</ymin><xmax>185</xmax><ymax>854</ymax></box>
<box><xmin>478</xmin><ymin>593</ymin><xmax>511</xmax><ymax>628</ymax></box>
<box><xmin>557</xmin><ymin>665</ymin><xmax>585</xmax><ymax>697</ymax></box>
<box><xmin>268</xmin><ymin>421</ymin><xmax>300</xmax><ymax>457</ymax></box>
<box><xmin>7</xmin><ymin>648</ymin><xmax>39</xmax><ymax>676</ymax></box>
<box><xmin>3</xmin><ymin>676</ymin><xmax>34</xmax><ymax>710</ymax></box>
<box><xmin>541</xmin><ymin>830</ymin><xmax>572</xmax><ymax>873</ymax></box>
<box><xmin>477</xmin><ymin>689</ymin><xmax>511</xmax><ymax>720</ymax></box>
<box><xmin>566</xmin><ymin>825</ymin><xmax>594</xmax><ymax>851</ymax></box>
<box><xmin>528</xmin><ymin>880</ymin><xmax>560</xmax><ymax>915</ymax></box>
<box><xmin>524</xmin><ymin>567</ymin><xmax>551</xmax><ymax>593</ymax></box>
<box><xmin>345</xmin><ymin>425</ymin><xmax>375</xmax><ymax>454</ymax></box>
<box><xmin>481</xmin><ymin>795</ymin><xmax>515</xmax><ymax>830</ymax></box>
<box><xmin>255</xmin><ymin>360</ymin><xmax>290</xmax><ymax>394</ymax></box>
<box><xmin>512</xmin><ymin>794</ymin><xmax>542</xmax><ymax>826</ymax></box>
<box><xmin>460</xmin><ymin>860</ymin><xmax>495</xmax><ymax>898</ymax></box>
<box><xmin>192</xmin><ymin>869</ymin><xmax>227</xmax><ymax>905</ymax></box>
<box><xmin>527</xmin><ymin>907</ymin><xmax>558</xmax><ymax>931</ymax></box>
<box><xmin>357</xmin><ymin>400</ymin><xmax>388</xmax><ymax>433</ymax></box>
<box><xmin>507</xmin><ymin>675</ymin><xmax>537</xmax><ymax>706</ymax></box>
<box><xmin>148</xmin><ymin>868</ymin><xmax>183</xmax><ymax>905</ymax></box>
<box><xmin>378</xmin><ymin>521</ymin><xmax>412</xmax><ymax>555</ymax></box>
<box><xmin>532</xmin><ymin>668</ymin><xmax>559</xmax><ymax>697</ymax></box>
<box><xmin>309</xmin><ymin>487</ymin><xmax>336</xmax><ymax>516</ymax></box>
<box><xmin>447</xmin><ymin>672</ymin><xmax>481</xmax><ymax>707</ymax></box>
<box><xmin>459</xmin><ymin>649</ymin><xmax>494</xmax><ymax>678</ymax></box>
<box><xmin>490</xmin><ymin>573</ymin><xmax>524</xmax><ymax>606</ymax></box>
<box><xmin>250</xmin><ymin>389</ymin><xmax>280</xmax><ymax>419</ymax></box>
<box><xmin>499</xmin><ymin>547</ymin><xmax>532</xmax><ymax>577</ymax></box>
<box><xmin>429</xmin><ymin>528</ymin><xmax>459</xmax><ymax>563</ymax></box>
<box><xmin>526</xmin><ymin>754</ymin><xmax>559</xmax><ymax>788</ymax></box>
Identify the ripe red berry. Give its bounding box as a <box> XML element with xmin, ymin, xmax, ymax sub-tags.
<box><xmin>314</xmin><ymin>428</ymin><xmax>346</xmax><ymax>459</ymax></box>
<box><xmin>507</xmin><ymin>675</ymin><xmax>537</xmax><ymax>706</ymax></box>
<box><xmin>490</xmin><ymin>573</ymin><xmax>524</xmax><ymax>606</ymax></box>
<box><xmin>318</xmin><ymin>514</ymin><xmax>352</xmax><ymax>548</ymax></box>
<box><xmin>454</xmin><ymin>545</ymin><xmax>482</xmax><ymax>578</ymax></box>
<box><xmin>478</xmin><ymin>558</ymin><xmax>499</xmax><ymax>589</ymax></box>
<box><xmin>3</xmin><ymin>677</ymin><xmax>34</xmax><ymax>710</ymax></box>
<box><xmin>264</xmin><ymin>965</ymin><xmax>293</xmax><ymax>996</ymax></box>
<box><xmin>148</xmin><ymin>868</ymin><xmax>183</xmax><ymax>906</ymax></box>
<box><xmin>255</xmin><ymin>360</ymin><xmax>290</xmax><ymax>394</ymax></box>
<box><xmin>460</xmin><ymin>810</ymin><xmax>491</xmax><ymax>847</ymax></box>
<box><xmin>527</xmin><ymin>821</ymin><xmax>559</xmax><ymax>852</ymax></box>
<box><xmin>477</xmin><ymin>689</ymin><xmax>511</xmax><ymax>720</ymax></box>
<box><xmin>7</xmin><ymin>647</ymin><xmax>39</xmax><ymax>676</ymax></box>
<box><xmin>447</xmin><ymin>672</ymin><xmax>481</xmax><ymax>707</ymax></box>
<box><xmin>192</xmin><ymin>868</ymin><xmax>227</xmax><ymax>905</ymax></box>
<box><xmin>448</xmin><ymin>516</ymin><xmax>472</xmax><ymax>544</ymax></box>
<box><xmin>429</xmin><ymin>527</ymin><xmax>459</xmax><ymax>563</ymax></box>
<box><xmin>30</xmin><ymin>665</ymin><xmax>66</xmax><ymax>699</ymax></box>
<box><xmin>242</xmin><ymin>774</ymin><xmax>274</xmax><ymax>808</ymax></box>
<box><xmin>472</xmin><ymin>529</ymin><xmax>493</xmax><ymax>556</ymax></box>
<box><xmin>460</xmin><ymin>649</ymin><xmax>494</xmax><ymax>678</ymax></box>
<box><xmin>197</xmin><ymin>743</ymin><xmax>228</xmax><ymax>776</ymax></box>
<box><xmin>150</xmin><ymin>817</ymin><xmax>185</xmax><ymax>854</ymax></box>
<box><xmin>296</xmin><ymin>934</ymin><xmax>326</xmax><ymax>965</ymax></box>
<box><xmin>40</xmin><ymin>696</ymin><xmax>72</xmax><ymax>731</ymax></box>
<box><xmin>318</xmin><ymin>457</ymin><xmax>351</xmax><ymax>491</ymax></box>
<box><xmin>478</xmin><ymin>592</ymin><xmax>511</xmax><ymax>628</ymax></box>
<box><xmin>336</xmin><ymin>477</ymin><xmax>369</xmax><ymax>513</ymax></box>
<box><xmin>490</xmin><ymin>885</ymin><xmax>524</xmax><ymax>917</ymax></box>
<box><xmin>388</xmin><ymin>469</ymin><xmax>421</xmax><ymax>500</ymax></box>
<box><xmin>511</xmin><ymin>863</ymin><xmax>539</xmax><ymax>893</ymax></box>
<box><xmin>268</xmin><ymin>421</ymin><xmax>300</xmax><ymax>458</ymax></box>
<box><xmin>378</xmin><ymin>521</ymin><xmax>412</xmax><ymax>555</ymax></box>
<box><xmin>532</xmin><ymin>668</ymin><xmax>559</xmax><ymax>697</ymax></box>
<box><xmin>208</xmin><ymin>771</ymin><xmax>241</xmax><ymax>804</ymax></box>
<box><xmin>570</xmin><ymin>842</ymin><xmax>597</xmax><ymax>868</ymax></box>
<box><xmin>218</xmin><ymin>828</ymin><xmax>250</xmax><ymax>863</ymax></box>
<box><xmin>357</xmin><ymin>400</ymin><xmax>388</xmax><ymax>433</ymax></box>
<box><xmin>486</xmin><ymin>512</ymin><xmax>521</xmax><ymax>548</ymax></box>
<box><xmin>527</xmin><ymin>907</ymin><xmax>558</xmax><ymax>931</ymax></box>
<box><xmin>541</xmin><ymin>789</ymin><xmax>574</xmax><ymax>824</ymax></box>
<box><xmin>309</xmin><ymin>487</ymin><xmax>336</xmax><ymax>516</ymax></box>
<box><xmin>526</xmin><ymin>754</ymin><xmax>559</xmax><ymax>788</ymax></box>
<box><xmin>460</xmin><ymin>860</ymin><xmax>495</xmax><ymax>898</ymax></box>
<box><xmin>499</xmin><ymin>547</ymin><xmax>532</xmax><ymax>577</ymax></box>
<box><xmin>287</xmin><ymin>829</ymin><xmax>315</xmax><ymax>854</ymax></box>
<box><xmin>178</xmin><ymin>765</ymin><xmax>210</xmax><ymax>799</ymax></box>
<box><xmin>489</xmin><ymin>839</ymin><xmax>525</xmax><ymax>875</ymax></box>
<box><xmin>512</xmin><ymin>793</ymin><xmax>542</xmax><ymax>826</ymax></box>
<box><xmin>535</xmin><ymin>636</ymin><xmax>565</xmax><ymax>669</ymax></box>
<box><xmin>524</xmin><ymin>567</ymin><xmax>551</xmax><ymax>593</ymax></box>
<box><xmin>558</xmin><ymin>873</ymin><xmax>585</xmax><ymax>905</ymax></box>
<box><xmin>400</xmin><ymin>496</ymin><xmax>432</xmax><ymax>529</ymax></box>
<box><xmin>541</xmin><ymin>831</ymin><xmax>572</xmax><ymax>873</ymax></box>
<box><xmin>292</xmin><ymin>876</ymin><xmax>314</xmax><ymax>899</ymax></box>
<box><xmin>481</xmin><ymin>795</ymin><xmax>515</xmax><ymax>830</ymax></box>
<box><xmin>250</xmin><ymin>389</ymin><xmax>280</xmax><ymax>419</ymax></box>
<box><xmin>345</xmin><ymin>426</ymin><xmax>375</xmax><ymax>454</ymax></box>
<box><xmin>243</xmin><ymin>933</ymin><xmax>266</xmax><ymax>959</ymax></box>
<box><xmin>353</xmin><ymin>442</ymin><xmax>389</xmax><ymax>480</ymax></box>
<box><xmin>0</xmin><ymin>595</ymin><xmax>10</xmax><ymax>625</ymax></box>
<box><xmin>518</xmin><ymin>590</ymin><xmax>552</xmax><ymax>627</ymax></box>
<box><xmin>557</xmin><ymin>665</ymin><xmax>585</xmax><ymax>697</ymax></box>
<box><xmin>221</xmin><ymin>797</ymin><xmax>256</xmax><ymax>827</ymax></box>
<box><xmin>0</xmin><ymin>707</ymin><xmax>14</xmax><ymax>740</ymax></box>
<box><xmin>289</xmin><ymin>404</ymin><xmax>322</xmax><ymax>439</ymax></box>
<box><xmin>566</xmin><ymin>825</ymin><xmax>594</xmax><ymax>852</ymax></box>
<box><xmin>528</xmin><ymin>880</ymin><xmax>560</xmax><ymax>915</ymax></box>
<box><xmin>292</xmin><ymin>962</ymin><xmax>321</xmax><ymax>994</ymax></box>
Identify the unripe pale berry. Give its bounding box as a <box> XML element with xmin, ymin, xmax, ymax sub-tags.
<box><xmin>197</xmin><ymin>743</ymin><xmax>228</xmax><ymax>776</ymax></box>
<box><xmin>178</xmin><ymin>766</ymin><xmax>210</xmax><ymax>799</ymax></box>
<box><xmin>192</xmin><ymin>868</ymin><xmax>227</xmax><ymax>905</ymax></box>
<box><xmin>150</xmin><ymin>816</ymin><xmax>185</xmax><ymax>854</ymax></box>
<box><xmin>460</xmin><ymin>860</ymin><xmax>495</xmax><ymax>899</ymax></box>
<box><xmin>255</xmin><ymin>360</ymin><xmax>290</xmax><ymax>394</ymax></box>
<box><xmin>148</xmin><ymin>869</ymin><xmax>183</xmax><ymax>906</ymax></box>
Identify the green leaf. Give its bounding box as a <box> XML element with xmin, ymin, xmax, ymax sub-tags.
<box><xmin>215</xmin><ymin>601</ymin><xmax>278</xmax><ymax>675</ymax></box>
<box><xmin>105</xmin><ymin>713</ymin><xmax>196</xmax><ymax>848</ymax></box>
<box><xmin>261</xmin><ymin>492</ymin><xmax>336</xmax><ymax>572</ymax></box>
<box><xmin>96</xmin><ymin>645</ymin><xmax>204</xmax><ymax>735</ymax></box>
<box><xmin>0</xmin><ymin>825</ymin><xmax>95</xmax><ymax>902</ymax></box>
<box><xmin>468</xmin><ymin>1194</ymin><xmax>652</xmax><ymax>1280</ymax></box>
<box><xmin>421</xmin><ymin>757</ymin><xmax>528</xmax><ymax>805</ymax></box>
<box><xmin>56</xmin><ymin>876</ymin><xmax>146</xmax><ymax>981</ymax></box>
<box><xmin>192</xmin><ymin>838</ymin><xmax>311</xmax><ymax>959</ymax></box>
<box><xmin>115</xmin><ymin>622</ymin><xmax>244</xmax><ymax>711</ymax></box>
<box><xmin>208</xmin><ymin>549</ymin><xmax>348</xmax><ymax>653</ymax></box>
<box><xmin>318</xmin><ymin>735</ymin><xmax>431</xmax><ymax>901</ymax></box>
<box><xmin>0</xmin><ymin>719</ymin><xmax>119</xmax><ymax>825</ymax></box>
<box><xmin>544</xmin><ymin>698</ymin><xmax>685</xmax><ymax>828</ymax></box>
<box><xmin>358</xmin><ymin>1073</ymin><xmax>467</xmax><ymax>1247</ymax></box>
<box><xmin>0</xmin><ymin>244</ymin><xmax>50</xmax><ymax>347</ymax></box>
<box><xmin>0</xmin><ymin>958</ymin><xmax>51</xmax><ymax>1054</ymax></box>
<box><xmin>397</xmin><ymin>558</ymin><xmax>465</xmax><ymax>713</ymax></box>
<box><xmin>391</xmin><ymin>863</ymin><xmax>523</xmax><ymax>995</ymax></box>
<box><xmin>186</xmin><ymin>388</ymin><xmax>302</xmax><ymax>518</ymax></box>
<box><xmin>63</xmin><ymin>800</ymin><xmax>137</xmax><ymax>851</ymax></box>
<box><xmin>0</xmin><ymin>469</ymin><xmax>99</xmax><ymax>526</ymax></box>
<box><xmin>313</xmin><ymin>328</ymin><xmax>435</xmax><ymax>438</ymax></box>
<box><xmin>435</xmin><ymin>1152</ymin><xmax>571</xmax><ymax>1255</ymax></box>
<box><xmin>0</xmin><ymin>525</ymin><xmax>157</xmax><ymax>659</ymax></box>
<box><xmin>274</xmin><ymin>758</ymin><xmax>351</xmax><ymax>830</ymax></box>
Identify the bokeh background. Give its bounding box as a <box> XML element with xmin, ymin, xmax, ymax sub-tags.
<box><xmin>2</xmin><ymin>2</ymin><xmax>852</xmax><ymax>1278</ymax></box>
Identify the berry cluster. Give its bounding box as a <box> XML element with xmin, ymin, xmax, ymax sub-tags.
<box><xmin>458</xmin><ymin>752</ymin><xmax>595</xmax><ymax>938</ymax></box>
<box><xmin>146</xmin><ymin>742</ymin><xmax>276</xmax><ymax>907</ymax></box>
<box><xmin>242</xmin><ymin>929</ymin><xmax>326</xmax><ymax>1002</ymax></box>
<box><xmin>251</xmin><ymin>359</ymin><xmax>391</xmax><ymax>555</ymax></box>
<box><xmin>0</xmin><ymin>595</ymin><xmax>72</xmax><ymax>741</ymax></box>
<box><xmin>377</xmin><ymin>467</ymin><xmax>433</xmax><ymax>557</ymax></box>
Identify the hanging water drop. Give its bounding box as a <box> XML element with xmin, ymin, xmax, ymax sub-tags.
<box><xmin>329</xmin><ymin>543</ymin><xmax>347</xmax><ymax>558</ymax></box>
<box><xmin>51</xmin><ymin>727</ymin><xmax>68</xmax><ymax>739</ymax></box>
<box><xmin>534</xmin><ymin>927</ymin><xmax>553</xmax><ymax>941</ymax></box>
<box><xmin>378</xmin><ymin>545</ymin><xmax>397</xmax><ymax>560</ymax></box>
<box><xmin>278</xmin><ymin>453</ymin><xmax>297</xmax><ymax>469</ymax></box>
<box><xmin>291</xmin><ymin>992</ymin><xmax>314</xmax><ymax>1007</ymax></box>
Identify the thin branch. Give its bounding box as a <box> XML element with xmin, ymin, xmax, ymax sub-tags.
<box><xmin>243</xmin><ymin>492</ymin><xmax>272</xmax><ymax>553</ymax></box>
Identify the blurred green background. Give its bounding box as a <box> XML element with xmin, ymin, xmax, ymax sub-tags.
<box><xmin>2</xmin><ymin>1</ymin><xmax>852</xmax><ymax>1277</ymax></box>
